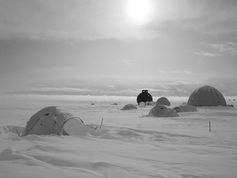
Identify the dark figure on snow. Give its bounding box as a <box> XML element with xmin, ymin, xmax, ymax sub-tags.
<box><xmin>137</xmin><ymin>90</ymin><xmax>153</xmax><ymax>105</ymax></box>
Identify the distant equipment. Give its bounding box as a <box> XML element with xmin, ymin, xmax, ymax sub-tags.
<box><xmin>188</xmin><ymin>85</ymin><xmax>227</xmax><ymax>106</ymax></box>
<box><xmin>137</xmin><ymin>90</ymin><xmax>153</xmax><ymax>105</ymax></box>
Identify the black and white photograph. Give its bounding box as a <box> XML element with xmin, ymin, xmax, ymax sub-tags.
<box><xmin>0</xmin><ymin>0</ymin><xmax>237</xmax><ymax>177</ymax></box>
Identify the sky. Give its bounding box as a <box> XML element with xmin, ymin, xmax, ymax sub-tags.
<box><xmin>0</xmin><ymin>0</ymin><xmax>237</xmax><ymax>96</ymax></box>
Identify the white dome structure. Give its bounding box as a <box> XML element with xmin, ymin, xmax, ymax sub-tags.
<box><xmin>188</xmin><ymin>85</ymin><xmax>227</xmax><ymax>106</ymax></box>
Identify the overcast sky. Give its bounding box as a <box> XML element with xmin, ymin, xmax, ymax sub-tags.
<box><xmin>0</xmin><ymin>0</ymin><xmax>237</xmax><ymax>96</ymax></box>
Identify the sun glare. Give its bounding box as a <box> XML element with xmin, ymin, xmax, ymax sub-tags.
<box><xmin>126</xmin><ymin>0</ymin><xmax>153</xmax><ymax>25</ymax></box>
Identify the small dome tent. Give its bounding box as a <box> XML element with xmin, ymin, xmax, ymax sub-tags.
<box><xmin>137</xmin><ymin>90</ymin><xmax>153</xmax><ymax>105</ymax></box>
<box><xmin>173</xmin><ymin>103</ymin><xmax>197</xmax><ymax>112</ymax></box>
<box><xmin>149</xmin><ymin>105</ymin><xmax>178</xmax><ymax>117</ymax></box>
<box><xmin>188</xmin><ymin>85</ymin><xmax>227</xmax><ymax>106</ymax></box>
<box><xmin>121</xmin><ymin>104</ymin><xmax>137</xmax><ymax>110</ymax></box>
<box><xmin>156</xmin><ymin>97</ymin><xmax>170</xmax><ymax>106</ymax></box>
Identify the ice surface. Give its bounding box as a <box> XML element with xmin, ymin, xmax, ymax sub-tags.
<box><xmin>0</xmin><ymin>94</ymin><xmax>237</xmax><ymax>178</ymax></box>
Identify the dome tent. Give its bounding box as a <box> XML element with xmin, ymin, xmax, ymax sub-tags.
<box><xmin>148</xmin><ymin>105</ymin><xmax>178</xmax><ymax>117</ymax></box>
<box><xmin>137</xmin><ymin>90</ymin><xmax>153</xmax><ymax>105</ymax></box>
<box><xmin>22</xmin><ymin>106</ymin><xmax>96</xmax><ymax>136</ymax></box>
<box><xmin>173</xmin><ymin>103</ymin><xmax>197</xmax><ymax>112</ymax></box>
<box><xmin>188</xmin><ymin>85</ymin><xmax>227</xmax><ymax>106</ymax></box>
<box><xmin>156</xmin><ymin>97</ymin><xmax>170</xmax><ymax>106</ymax></box>
<box><xmin>22</xmin><ymin>106</ymin><xmax>70</xmax><ymax>136</ymax></box>
<box><xmin>121</xmin><ymin>104</ymin><xmax>137</xmax><ymax>110</ymax></box>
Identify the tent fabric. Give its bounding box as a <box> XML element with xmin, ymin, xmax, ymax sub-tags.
<box><xmin>137</xmin><ymin>90</ymin><xmax>153</xmax><ymax>104</ymax></box>
<box><xmin>148</xmin><ymin>105</ymin><xmax>179</xmax><ymax>117</ymax></box>
<box><xmin>156</xmin><ymin>97</ymin><xmax>170</xmax><ymax>106</ymax></box>
<box><xmin>63</xmin><ymin>117</ymin><xmax>98</xmax><ymax>136</ymax></box>
<box><xmin>188</xmin><ymin>85</ymin><xmax>227</xmax><ymax>106</ymax></box>
<box><xmin>22</xmin><ymin>106</ymin><xmax>99</xmax><ymax>136</ymax></box>
<box><xmin>173</xmin><ymin>103</ymin><xmax>197</xmax><ymax>112</ymax></box>
<box><xmin>22</xmin><ymin>106</ymin><xmax>72</xmax><ymax>136</ymax></box>
<box><xmin>121</xmin><ymin>104</ymin><xmax>137</xmax><ymax>110</ymax></box>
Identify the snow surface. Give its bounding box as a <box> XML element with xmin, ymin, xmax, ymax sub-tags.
<box><xmin>0</xmin><ymin>94</ymin><xmax>237</xmax><ymax>178</ymax></box>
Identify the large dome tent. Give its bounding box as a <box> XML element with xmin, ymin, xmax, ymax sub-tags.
<box><xmin>22</xmin><ymin>106</ymin><xmax>98</xmax><ymax>136</ymax></box>
<box><xmin>22</xmin><ymin>106</ymin><xmax>70</xmax><ymax>136</ymax></box>
<box><xmin>188</xmin><ymin>85</ymin><xmax>227</xmax><ymax>106</ymax></box>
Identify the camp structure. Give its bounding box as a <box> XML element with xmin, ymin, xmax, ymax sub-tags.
<box><xmin>148</xmin><ymin>105</ymin><xmax>179</xmax><ymax>117</ymax></box>
<box><xmin>137</xmin><ymin>90</ymin><xmax>153</xmax><ymax>105</ymax></box>
<box><xmin>156</xmin><ymin>97</ymin><xmax>170</xmax><ymax>106</ymax></box>
<box><xmin>121</xmin><ymin>104</ymin><xmax>137</xmax><ymax>110</ymax></box>
<box><xmin>188</xmin><ymin>85</ymin><xmax>227</xmax><ymax>106</ymax></box>
<box><xmin>22</xmin><ymin>106</ymin><xmax>70</xmax><ymax>136</ymax></box>
<box><xmin>173</xmin><ymin>103</ymin><xmax>197</xmax><ymax>113</ymax></box>
<box><xmin>22</xmin><ymin>106</ymin><xmax>97</xmax><ymax>136</ymax></box>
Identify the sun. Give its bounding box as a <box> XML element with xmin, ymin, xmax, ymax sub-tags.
<box><xmin>126</xmin><ymin>0</ymin><xmax>153</xmax><ymax>25</ymax></box>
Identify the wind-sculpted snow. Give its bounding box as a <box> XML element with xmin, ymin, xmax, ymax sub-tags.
<box><xmin>0</xmin><ymin>97</ymin><xmax>237</xmax><ymax>178</ymax></box>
